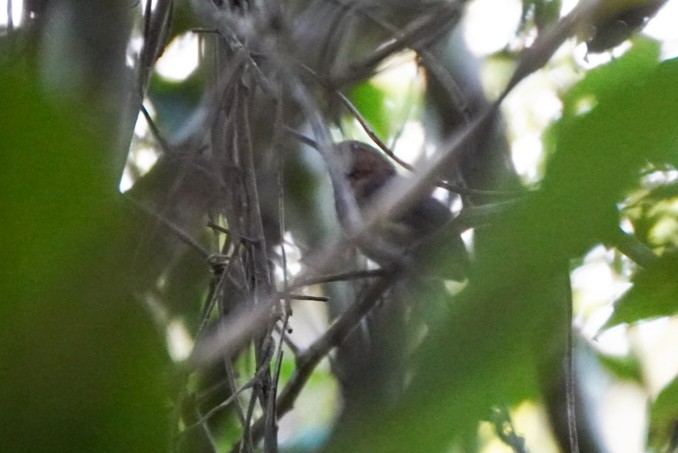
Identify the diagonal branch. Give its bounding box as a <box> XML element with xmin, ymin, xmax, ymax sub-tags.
<box><xmin>229</xmin><ymin>271</ymin><xmax>401</xmax><ymax>452</ymax></box>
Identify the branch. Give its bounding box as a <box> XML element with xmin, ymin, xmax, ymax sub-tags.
<box><xmin>124</xmin><ymin>195</ymin><xmax>211</xmax><ymax>259</ymax></box>
<box><xmin>327</xmin><ymin>4</ymin><xmax>462</xmax><ymax>88</ymax></box>
<box><xmin>229</xmin><ymin>271</ymin><xmax>401</xmax><ymax>452</ymax></box>
<box><xmin>610</xmin><ymin>227</ymin><xmax>659</xmax><ymax>268</ymax></box>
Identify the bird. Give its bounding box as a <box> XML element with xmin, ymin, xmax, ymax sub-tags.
<box><xmin>334</xmin><ymin>140</ymin><xmax>468</xmax><ymax>280</ymax></box>
<box><xmin>328</xmin><ymin>141</ymin><xmax>469</xmax><ymax>411</ymax></box>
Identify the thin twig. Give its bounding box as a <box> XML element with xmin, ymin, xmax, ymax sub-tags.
<box><xmin>238</xmin><ymin>95</ymin><xmax>265</xmax><ymax>228</ymax></box>
<box><xmin>125</xmin><ymin>195</ymin><xmax>211</xmax><ymax>259</ymax></box>
<box><xmin>265</xmin><ymin>315</ymin><xmax>290</xmax><ymax>453</ymax></box>
<box><xmin>197</xmin><ymin>271</ymin><xmax>226</xmax><ymax>336</ymax></box>
<box><xmin>278</xmin><ymin>293</ymin><xmax>330</xmax><ymax>303</ymax></box>
<box><xmin>138</xmin><ymin>0</ymin><xmax>173</xmax><ymax>97</ymax></box>
<box><xmin>564</xmin><ymin>281</ymin><xmax>580</xmax><ymax>453</ymax></box>
<box><xmin>328</xmin><ymin>5</ymin><xmax>462</xmax><ymax>88</ymax></box>
<box><xmin>275</xmin><ymin>83</ymin><xmax>291</xmax><ymax>314</ymax></box>
<box><xmin>334</xmin><ymin>91</ymin><xmax>414</xmax><ymax>171</ymax></box>
<box><xmin>282</xmin><ymin>126</ymin><xmax>318</xmax><ymax>149</ymax></box>
<box><xmin>332</xmin><ymin>0</ymin><xmax>469</xmax><ymax>123</ymax></box>
<box><xmin>207</xmin><ymin>221</ymin><xmax>260</xmax><ymax>244</ymax></box>
<box><xmin>188</xmin><ymin>0</ymin><xmax>275</xmax><ymax>96</ymax></box>
<box><xmin>6</xmin><ymin>0</ymin><xmax>13</xmax><ymax>33</ymax></box>
<box><xmin>240</xmin><ymin>83</ymin><xmax>280</xmax><ymax>453</ymax></box>
<box><xmin>240</xmin><ymin>381</ymin><xmax>257</xmax><ymax>453</ymax></box>
<box><xmin>611</xmin><ymin>228</ymin><xmax>659</xmax><ymax>268</ymax></box>
<box><xmin>172</xmin><ymin>51</ymin><xmax>248</xmax><ymax>150</ymax></box>
<box><xmin>140</xmin><ymin>103</ymin><xmax>172</xmax><ymax>154</ymax></box>
<box><xmin>229</xmin><ymin>271</ymin><xmax>400</xmax><ymax>452</ymax></box>
<box><xmin>500</xmin><ymin>0</ymin><xmax>604</xmax><ymax>101</ymax></box>
<box><xmin>195</xmin><ymin>408</ymin><xmax>220</xmax><ymax>453</ymax></box>
<box><xmin>224</xmin><ymin>360</ymin><xmax>249</xmax><ymax>428</ymax></box>
<box><xmin>198</xmin><ymin>248</ymin><xmax>243</xmax><ymax>336</ymax></box>
<box><xmin>183</xmin><ymin>380</ymin><xmax>256</xmax><ymax>431</ymax></box>
<box><xmin>292</xmin><ymin>269</ymin><xmax>387</xmax><ymax>289</ymax></box>
<box><xmin>449</xmin><ymin>200</ymin><xmax>521</xmax><ymax>231</ymax></box>
<box><xmin>274</xmin><ymin>322</ymin><xmax>301</xmax><ymax>357</ymax></box>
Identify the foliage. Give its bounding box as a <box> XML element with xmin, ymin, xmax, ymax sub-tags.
<box><xmin>2</xmin><ymin>1</ymin><xmax>678</xmax><ymax>452</ymax></box>
<box><xmin>0</xmin><ymin>68</ymin><xmax>169</xmax><ymax>451</ymax></box>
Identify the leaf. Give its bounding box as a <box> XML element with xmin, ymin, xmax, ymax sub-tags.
<box><xmin>649</xmin><ymin>376</ymin><xmax>678</xmax><ymax>452</ymax></box>
<box><xmin>348</xmin><ymin>82</ymin><xmax>389</xmax><ymax>139</ymax></box>
<box><xmin>560</xmin><ymin>38</ymin><xmax>660</xmax><ymax>120</ymax></box>
<box><xmin>595</xmin><ymin>351</ymin><xmax>643</xmax><ymax>382</ymax></box>
<box><xmin>604</xmin><ymin>253</ymin><xmax>678</xmax><ymax>328</ymax></box>
<box><xmin>0</xmin><ymin>69</ymin><xmax>169</xmax><ymax>451</ymax></box>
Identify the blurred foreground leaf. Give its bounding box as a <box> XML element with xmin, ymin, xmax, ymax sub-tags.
<box><xmin>649</xmin><ymin>375</ymin><xmax>678</xmax><ymax>452</ymax></box>
<box><xmin>0</xmin><ymin>69</ymin><xmax>169</xmax><ymax>451</ymax></box>
<box><xmin>604</xmin><ymin>253</ymin><xmax>678</xmax><ymax>328</ymax></box>
<box><xmin>595</xmin><ymin>350</ymin><xmax>643</xmax><ymax>383</ymax></box>
<box><xmin>560</xmin><ymin>38</ymin><xmax>660</xmax><ymax>120</ymax></box>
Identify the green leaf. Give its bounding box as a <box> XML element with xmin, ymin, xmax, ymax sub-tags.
<box><xmin>0</xmin><ymin>69</ymin><xmax>169</xmax><ymax>451</ymax></box>
<box><xmin>604</xmin><ymin>253</ymin><xmax>678</xmax><ymax>328</ymax></box>
<box><xmin>595</xmin><ymin>351</ymin><xmax>643</xmax><ymax>382</ymax></box>
<box><xmin>348</xmin><ymin>82</ymin><xmax>389</xmax><ymax>139</ymax></box>
<box><xmin>649</xmin><ymin>376</ymin><xmax>678</xmax><ymax>452</ymax></box>
<box><xmin>560</xmin><ymin>38</ymin><xmax>660</xmax><ymax>119</ymax></box>
<box><xmin>623</xmin><ymin>181</ymin><xmax>678</xmax><ymax>247</ymax></box>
